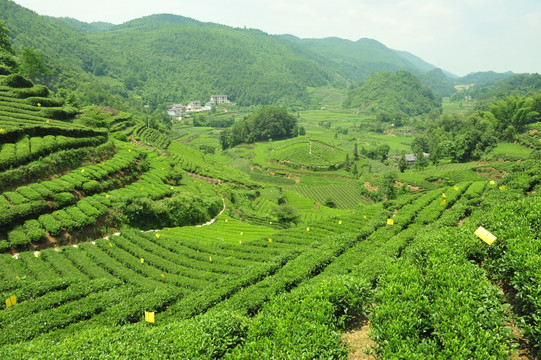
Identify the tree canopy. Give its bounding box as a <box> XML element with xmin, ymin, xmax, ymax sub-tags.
<box><xmin>220</xmin><ymin>106</ymin><xmax>297</xmax><ymax>149</ymax></box>
<box><xmin>343</xmin><ymin>71</ymin><xmax>441</xmax><ymax>116</ymax></box>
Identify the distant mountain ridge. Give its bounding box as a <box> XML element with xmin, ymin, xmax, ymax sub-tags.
<box><xmin>1</xmin><ymin>0</ymin><xmax>465</xmax><ymax>109</ymax></box>
<box><xmin>277</xmin><ymin>35</ymin><xmax>449</xmax><ymax>83</ymax></box>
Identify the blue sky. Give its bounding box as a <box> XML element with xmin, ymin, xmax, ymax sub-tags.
<box><xmin>12</xmin><ymin>0</ymin><xmax>541</xmax><ymax>76</ymax></box>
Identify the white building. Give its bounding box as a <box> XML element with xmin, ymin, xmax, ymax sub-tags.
<box><xmin>186</xmin><ymin>101</ymin><xmax>202</xmax><ymax>112</ymax></box>
<box><xmin>210</xmin><ymin>95</ymin><xmax>229</xmax><ymax>104</ymax></box>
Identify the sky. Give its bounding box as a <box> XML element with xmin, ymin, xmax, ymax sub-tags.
<box><xmin>11</xmin><ymin>0</ymin><xmax>541</xmax><ymax>76</ymax></box>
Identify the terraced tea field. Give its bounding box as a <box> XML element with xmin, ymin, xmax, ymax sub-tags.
<box><xmin>1</xmin><ymin>75</ymin><xmax>540</xmax><ymax>358</ymax></box>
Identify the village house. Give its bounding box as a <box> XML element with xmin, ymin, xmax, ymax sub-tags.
<box><xmin>166</xmin><ymin>104</ymin><xmax>186</xmax><ymax>119</ymax></box>
<box><xmin>210</xmin><ymin>95</ymin><xmax>229</xmax><ymax>104</ymax></box>
<box><xmin>392</xmin><ymin>153</ymin><xmax>430</xmax><ymax>163</ymax></box>
<box><xmin>186</xmin><ymin>101</ymin><xmax>202</xmax><ymax>112</ymax></box>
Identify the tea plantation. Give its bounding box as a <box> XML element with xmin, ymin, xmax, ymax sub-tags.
<box><xmin>1</xmin><ymin>75</ymin><xmax>540</xmax><ymax>359</ymax></box>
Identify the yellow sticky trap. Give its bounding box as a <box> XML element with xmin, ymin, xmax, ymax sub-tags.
<box><xmin>268</xmin><ymin>238</ymin><xmax>272</xmax><ymax>243</ymax></box>
<box><xmin>440</xmin><ymin>199</ymin><xmax>446</xmax><ymax>205</ymax></box>
<box><xmin>141</xmin><ymin>258</ymin><xmax>144</xmax><ymax>264</ymax></box>
<box><xmin>442</xmin><ymin>193</ymin><xmax>446</xmax><ymax>198</ymax></box>
<box><xmin>15</xmin><ymin>275</ymin><xmax>20</xmax><ymax>280</ymax></box>
<box><xmin>499</xmin><ymin>186</ymin><xmax>505</xmax><ymax>191</ymax></box>
<box><xmin>490</xmin><ymin>180</ymin><xmax>495</xmax><ymax>185</ymax></box>
<box><xmin>128</xmin><ymin>149</ymin><xmax>131</xmax><ymax>152</ymax></box>
<box><xmin>105</xmin><ymin>194</ymin><xmax>110</xmax><ymax>199</ymax></box>
<box><xmin>269</xmin><ymin>221</ymin><xmax>272</xmax><ymax>225</ymax></box>
<box><xmin>170</xmin><ymin>187</ymin><xmax>174</xmax><ymax>190</ymax></box>
<box><xmin>0</xmin><ymin>128</ymin><xmax>4</xmax><ymax>133</ymax></box>
<box><xmin>474</xmin><ymin>226</ymin><xmax>497</xmax><ymax>245</ymax></box>
<box><xmin>240</xmin><ymin>232</ymin><xmax>243</xmax><ymax>236</ymax></box>
<box><xmin>209</xmin><ymin>256</ymin><xmax>212</xmax><ymax>262</ymax></box>
<box><xmin>37</xmin><ymin>103</ymin><xmax>41</xmax><ymax>107</ymax></box>
<box><xmin>34</xmin><ymin>251</ymin><xmax>40</xmax><ymax>258</ymax></box>
<box><xmin>387</xmin><ymin>219</ymin><xmax>394</xmax><ymax>226</ymax></box>
<box><xmin>225</xmin><ymin>219</ymin><xmax>228</xmax><ymax>222</ymax></box>
<box><xmin>6</xmin><ymin>295</ymin><xmax>16</xmax><ymax>308</ymax></box>
<box><xmin>46</xmin><ymin>119</ymin><xmax>50</xmax><ymax>123</ymax></box>
<box><xmin>161</xmin><ymin>273</ymin><xmax>165</xmax><ymax>279</ymax></box>
<box><xmin>81</xmin><ymin>169</ymin><xmax>85</xmax><ymax>173</ymax></box>
<box><xmin>140</xmin><ymin>187</ymin><xmax>144</xmax><ymax>191</ymax></box>
<box><xmin>109</xmin><ymin>243</ymin><xmax>113</xmax><ymax>247</ymax></box>
<box><xmin>306</xmin><ymin>227</ymin><xmax>310</xmax><ymax>232</ymax></box>
<box><xmin>363</xmin><ymin>215</ymin><xmax>367</xmax><ymax>219</ymax></box>
<box><xmin>162</xmin><ymin>167</ymin><xmax>165</xmax><ymax>170</ymax></box>
<box><xmin>454</xmin><ymin>186</ymin><xmax>459</xmax><ymax>191</ymax></box>
<box><xmin>155</xmin><ymin>233</ymin><xmax>160</xmax><ymax>238</ymax></box>
<box><xmin>145</xmin><ymin>311</ymin><xmax>155</xmax><ymax>323</ymax></box>
<box><xmin>338</xmin><ymin>220</ymin><xmax>342</xmax><ymax>225</ymax></box>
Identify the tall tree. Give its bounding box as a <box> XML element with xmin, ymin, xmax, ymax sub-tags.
<box><xmin>0</xmin><ymin>20</ymin><xmax>14</xmax><ymax>54</ymax></box>
<box><xmin>398</xmin><ymin>154</ymin><xmax>407</xmax><ymax>173</ymax></box>
<box><xmin>0</xmin><ymin>20</ymin><xmax>17</xmax><ymax>70</ymax></box>
<box><xmin>19</xmin><ymin>47</ymin><xmax>51</xmax><ymax>80</ymax></box>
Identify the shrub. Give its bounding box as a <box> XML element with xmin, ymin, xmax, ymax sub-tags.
<box><xmin>111</xmin><ymin>131</ymin><xmax>128</xmax><ymax>142</ymax></box>
<box><xmin>1</xmin><ymin>74</ymin><xmax>33</xmax><ymax>88</ymax></box>
<box><xmin>0</xmin><ymin>65</ymin><xmax>11</xmax><ymax>75</ymax></box>
<box><xmin>12</xmin><ymin>85</ymin><xmax>49</xmax><ymax>98</ymax></box>
<box><xmin>275</xmin><ymin>205</ymin><xmax>300</xmax><ymax>225</ymax></box>
<box><xmin>8</xmin><ymin>228</ymin><xmax>29</xmax><ymax>247</ymax></box>
<box><xmin>23</xmin><ymin>219</ymin><xmax>46</xmax><ymax>242</ymax></box>
<box><xmin>53</xmin><ymin>192</ymin><xmax>76</xmax><ymax>208</ymax></box>
<box><xmin>0</xmin><ymin>239</ymin><xmax>9</xmax><ymax>252</ymax></box>
<box><xmin>40</xmin><ymin>106</ymin><xmax>78</xmax><ymax>120</ymax></box>
<box><xmin>82</xmin><ymin>180</ymin><xmax>102</xmax><ymax>196</ymax></box>
<box><xmin>26</xmin><ymin>97</ymin><xmax>64</xmax><ymax>107</ymax></box>
<box><xmin>38</xmin><ymin>214</ymin><xmax>63</xmax><ymax>235</ymax></box>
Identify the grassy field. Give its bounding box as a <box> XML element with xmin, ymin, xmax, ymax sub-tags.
<box><xmin>482</xmin><ymin>142</ymin><xmax>532</xmax><ymax>161</ymax></box>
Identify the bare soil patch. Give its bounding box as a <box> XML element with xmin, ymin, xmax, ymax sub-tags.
<box><xmin>342</xmin><ymin>318</ymin><xmax>376</xmax><ymax>360</ymax></box>
<box><xmin>364</xmin><ymin>182</ymin><xmax>378</xmax><ymax>192</ymax></box>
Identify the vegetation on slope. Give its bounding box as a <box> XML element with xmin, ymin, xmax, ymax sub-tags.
<box><xmin>343</xmin><ymin>71</ymin><xmax>442</xmax><ymax>116</ymax></box>
<box><xmin>1</xmin><ymin>4</ymin><xmax>541</xmax><ymax>359</ymax></box>
<box><xmin>219</xmin><ymin>106</ymin><xmax>297</xmax><ymax>149</ymax></box>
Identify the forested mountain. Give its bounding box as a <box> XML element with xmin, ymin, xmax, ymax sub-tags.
<box><xmin>278</xmin><ymin>35</ymin><xmax>435</xmax><ymax>83</ymax></box>
<box><xmin>343</xmin><ymin>71</ymin><xmax>441</xmax><ymax>116</ymax></box>
<box><xmin>0</xmin><ymin>0</ymin><xmax>451</xmax><ymax>112</ymax></box>
<box><xmin>452</xmin><ymin>73</ymin><xmax>541</xmax><ymax>104</ymax></box>
<box><xmin>418</xmin><ymin>68</ymin><xmax>456</xmax><ymax>97</ymax></box>
<box><xmin>52</xmin><ymin>18</ymin><xmax>114</xmax><ymax>33</ymax></box>
<box><xmin>455</xmin><ymin>71</ymin><xmax>515</xmax><ymax>88</ymax></box>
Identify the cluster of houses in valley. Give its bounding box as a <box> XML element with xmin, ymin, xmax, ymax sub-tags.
<box><xmin>167</xmin><ymin>95</ymin><xmax>229</xmax><ymax>119</ymax></box>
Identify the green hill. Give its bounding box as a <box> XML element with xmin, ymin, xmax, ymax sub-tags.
<box><xmin>418</xmin><ymin>68</ymin><xmax>456</xmax><ymax>97</ymax></box>
<box><xmin>3</xmin><ymin>2</ymin><xmax>541</xmax><ymax>358</ymax></box>
<box><xmin>1</xmin><ymin>0</ymin><xmax>450</xmax><ymax>112</ymax></box>
<box><xmin>279</xmin><ymin>36</ymin><xmax>433</xmax><ymax>82</ymax></box>
<box><xmin>342</xmin><ymin>70</ymin><xmax>441</xmax><ymax>115</ymax></box>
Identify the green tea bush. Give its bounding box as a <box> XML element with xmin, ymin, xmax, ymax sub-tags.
<box><xmin>228</xmin><ymin>275</ymin><xmax>371</xmax><ymax>358</ymax></box>
<box><xmin>82</xmin><ymin>180</ymin><xmax>102</xmax><ymax>196</ymax></box>
<box><xmin>1</xmin><ymin>74</ymin><xmax>33</xmax><ymax>88</ymax></box>
<box><xmin>7</xmin><ymin>228</ymin><xmax>28</xmax><ymax>247</ymax></box>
